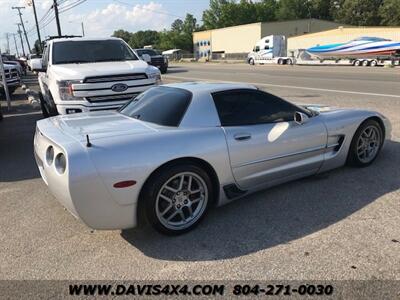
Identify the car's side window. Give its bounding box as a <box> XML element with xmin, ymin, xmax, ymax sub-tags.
<box><xmin>212</xmin><ymin>89</ymin><xmax>300</xmax><ymax>126</ymax></box>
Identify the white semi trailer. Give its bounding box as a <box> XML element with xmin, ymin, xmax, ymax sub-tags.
<box><xmin>248</xmin><ymin>35</ymin><xmax>400</xmax><ymax>67</ymax></box>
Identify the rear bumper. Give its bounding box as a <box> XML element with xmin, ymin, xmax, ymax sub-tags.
<box><xmin>34</xmin><ymin>122</ymin><xmax>138</xmax><ymax>230</ymax></box>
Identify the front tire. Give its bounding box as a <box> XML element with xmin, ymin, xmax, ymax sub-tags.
<box><xmin>39</xmin><ymin>92</ymin><xmax>49</xmax><ymax>118</ymax></box>
<box><xmin>160</xmin><ymin>66</ymin><xmax>167</xmax><ymax>74</ymax></box>
<box><xmin>248</xmin><ymin>58</ymin><xmax>255</xmax><ymax>65</ymax></box>
<box><xmin>143</xmin><ymin>163</ymin><xmax>213</xmax><ymax>235</ymax></box>
<box><xmin>347</xmin><ymin>119</ymin><xmax>383</xmax><ymax>167</ymax></box>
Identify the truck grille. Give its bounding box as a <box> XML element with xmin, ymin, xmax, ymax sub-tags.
<box><xmin>86</xmin><ymin>93</ymin><xmax>139</xmax><ymax>103</ymax></box>
<box><xmin>84</xmin><ymin>73</ymin><xmax>148</xmax><ymax>83</ymax></box>
<box><xmin>3</xmin><ymin>69</ymin><xmax>18</xmax><ymax>79</ymax></box>
<box><xmin>151</xmin><ymin>57</ymin><xmax>164</xmax><ymax>65</ymax></box>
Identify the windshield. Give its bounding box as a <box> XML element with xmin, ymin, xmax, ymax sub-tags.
<box><xmin>52</xmin><ymin>40</ymin><xmax>138</xmax><ymax>64</ymax></box>
<box><xmin>119</xmin><ymin>86</ymin><xmax>192</xmax><ymax>127</ymax></box>
<box><xmin>136</xmin><ymin>49</ymin><xmax>159</xmax><ymax>56</ymax></box>
<box><xmin>351</xmin><ymin>37</ymin><xmax>390</xmax><ymax>42</ymax></box>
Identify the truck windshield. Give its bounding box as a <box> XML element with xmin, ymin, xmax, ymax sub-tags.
<box><xmin>52</xmin><ymin>40</ymin><xmax>138</xmax><ymax>64</ymax></box>
<box><xmin>136</xmin><ymin>49</ymin><xmax>158</xmax><ymax>56</ymax></box>
<box><xmin>119</xmin><ymin>86</ymin><xmax>192</xmax><ymax>127</ymax></box>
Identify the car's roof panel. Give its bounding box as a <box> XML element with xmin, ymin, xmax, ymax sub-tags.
<box><xmin>163</xmin><ymin>82</ymin><xmax>257</xmax><ymax>94</ymax></box>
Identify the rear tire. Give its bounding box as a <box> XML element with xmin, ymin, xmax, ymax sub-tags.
<box><xmin>278</xmin><ymin>58</ymin><xmax>283</xmax><ymax>65</ymax></box>
<box><xmin>354</xmin><ymin>60</ymin><xmax>362</xmax><ymax>66</ymax></box>
<box><xmin>370</xmin><ymin>60</ymin><xmax>378</xmax><ymax>67</ymax></box>
<box><xmin>142</xmin><ymin>163</ymin><xmax>213</xmax><ymax>235</ymax></box>
<box><xmin>347</xmin><ymin>119</ymin><xmax>383</xmax><ymax>167</ymax></box>
<box><xmin>362</xmin><ymin>60</ymin><xmax>370</xmax><ymax>67</ymax></box>
<box><xmin>8</xmin><ymin>87</ymin><xmax>17</xmax><ymax>95</ymax></box>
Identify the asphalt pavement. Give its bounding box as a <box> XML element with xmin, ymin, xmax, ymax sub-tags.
<box><xmin>0</xmin><ymin>64</ymin><xmax>399</xmax><ymax>280</ymax></box>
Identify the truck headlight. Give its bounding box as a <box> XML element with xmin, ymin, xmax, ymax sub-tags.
<box><xmin>146</xmin><ymin>66</ymin><xmax>161</xmax><ymax>84</ymax></box>
<box><xmin>57</xmin><ymin>80</ymin><xmax>82</xmax><ymax>101</ymax></box>
<box><xmin>148</xmin><ymin>72</ymin><xmax>161</xmax><ymax>84</ymax></box>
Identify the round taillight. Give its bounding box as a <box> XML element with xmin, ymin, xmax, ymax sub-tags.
<box><xmin>55</xmin><ymin>153</ymin><xmax>66</xmax><ymax>174</ymax></box>
<box><xmin>46</xmin><ymin>146</ymin><xmax>54</xmax><ymax>165</ymax></box>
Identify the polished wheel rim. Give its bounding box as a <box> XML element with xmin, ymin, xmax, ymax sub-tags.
<box><xmin>356</xmin><ymin>125</ymin><xmax>381</xmax><ymax>163</ymax></box>
<box><xmin>156</xmin><ymin>172</ymin><xmax>208</xmax><ymax>230</ymax></box>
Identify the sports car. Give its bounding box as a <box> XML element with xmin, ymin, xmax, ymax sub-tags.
<box><xmin>34</xmin><ymin>82</ymin><xmax>391</xmax><ymax>234</ymax></box>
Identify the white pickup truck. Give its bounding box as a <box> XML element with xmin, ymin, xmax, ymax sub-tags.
<box><xmin>33</xmin><ymin>37</ymin><xmax>161</xmax><ymax>116</ymax></box>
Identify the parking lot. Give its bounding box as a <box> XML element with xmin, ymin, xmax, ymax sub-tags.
<box><xmin>0</xmin><ymin>63</ymin><xmax>399</xmax><ymax>280</ymax></box>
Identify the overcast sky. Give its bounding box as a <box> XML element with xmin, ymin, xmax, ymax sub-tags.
<box><xmin>0</xmin><ymin>0</ymin><xmax>210</xmax><ymax>54</ymax></box>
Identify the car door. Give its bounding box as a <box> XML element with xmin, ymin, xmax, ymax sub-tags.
<box><xmin>212</xmin><ymin>89</ymin><xmax>327</xmax><ymax>189</ymax></box>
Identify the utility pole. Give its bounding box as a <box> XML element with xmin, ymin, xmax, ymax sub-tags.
<box><xmin>16</xmin><ymin>24</ymin><xmax>26</xmax><ymax>57</ymax></box>
<box><xmin>13</xmin><ymin>34</ymin><xmax>20</xmax><ymax>57</ymax></box>
<box><xmin>12</xmin><ymin>6</ymin><xmax>32</xmax><ymax>54</ymax></box>
<box><xmin>5</xmin><ymin>33</ymin><xmax>10</xmax><ymax>53</ymax></box>
<box><xmin>53</xmin><ymin>0</ymin><xmax>62</xmax><ymax>36</ymax></box>
<box><xmin>27</xmin><ymin>0</ymin><xmax>42</xmax><ymax>53</ymax></box>
<box><xmin>81</xmin><ymin>22</ymin><xmax>85</xmax><ymax>37</ymax></box>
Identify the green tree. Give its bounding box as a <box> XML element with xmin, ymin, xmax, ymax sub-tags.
<box><xmin>128</xmin><ymin>30</ymin><xmax>160</xmax><ymax>48</ymax></box>
<box><xmin>202</xmin><ymin>0</ymin><xmax>230</xmax><ymax>29</ymax></box>
<box><xmin>276</xmin><ymin>0</ymin><xmax>310</xmax><ymax>20</ymax></box>
<box><xmin>379</xmin><ymin>0</ymin><xmax>400</xmax><ymax>25</ymax></box>
<box><xmin>334</xmin><ymin>0</ymin><xmax>382</xmax><ymax>25</ymax></box>
<box><xmin>254</xmin><ymin>0</ymin><xmax>278</xmax><ymax>22</ymax></box>
<box><xmin>112</xmin><ymin>29</ymin><xmax>132</xmax><ymax>43</ymax></box>
<box><xmin>33</xmin><ymin>39</ymin><xmax>41</xmax><ymax>54</ymax></box>
<box><xmin>309</xmin><ymin>0</ymin><xmax>333</xmax><ymax>20</ymax></box>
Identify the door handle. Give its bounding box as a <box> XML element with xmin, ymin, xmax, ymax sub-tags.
<box><xmin>234</xmin><ymin>133</ymin><xmax>251</xmax><ymax>141</ymax></box>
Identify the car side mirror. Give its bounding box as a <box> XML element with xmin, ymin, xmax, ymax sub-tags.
<box><xmin>294</xmin><ymin>111</ymin><xmax>309</xmax><ymax>125</ymax></box>
<box><xmin>141</xmin><ymin>54</ymin><xmax>151</xmax><ymax>63</ymax></box>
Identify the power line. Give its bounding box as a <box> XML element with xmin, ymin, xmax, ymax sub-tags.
<box><xmin>59</xmin><ymin>0</ymin><xmax>87</xmax><ymax>14</ymax></box>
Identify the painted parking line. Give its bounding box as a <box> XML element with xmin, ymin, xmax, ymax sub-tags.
<box><xmin>164</xmin><ymin>75</ymin><xmax>400</xmax><ymax>99</ymax></box>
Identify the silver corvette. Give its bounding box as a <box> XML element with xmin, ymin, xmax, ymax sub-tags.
<box><xmin>34</xmin><ymin>82</ymin><xmax>391</xmax><ymax>234</ymax></box>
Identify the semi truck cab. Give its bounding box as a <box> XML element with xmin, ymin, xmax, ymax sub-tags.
<box><xmin>248</xmin><ymin>35</ymin><xmax>292</xmax><ymax>65</ymax></box>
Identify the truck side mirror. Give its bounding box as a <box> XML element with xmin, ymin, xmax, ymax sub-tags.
<box><xmin>141</xmin><ymin>54</ymin><xmax>151</xmax><ymax>63</ymax></box>
<box><xmin>31</xmin><ymin>59</ymin><xmax>47</xmax><ymax>73</ymax></box>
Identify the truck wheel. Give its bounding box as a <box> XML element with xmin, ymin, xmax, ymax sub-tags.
<box><xmin>370</xmin><ymin>60</ymin><xmax>378</xmax><ymax>67</ymax></box>
<box><xmin>354</xmin><ymin>60</ymin><xmax>362</xmax><ymax>66</ymax></box>
<box><xmin>248</xmin><ymin>58</ymin><xmax>255</xmax><ymax>65</ymax></box>
<box><xmin>39</xmin><ymin>92</ymin><xmax>49</xmax><ymax>118</ymax></box>
<box><xmin>287</xmin><ymin>59</ymin><xmax>293</xmax><ymax>65</ymax></box>
<box><xmin>160</xmin><ymin>66</ymin><xmax>168</xmax><ymax>74</ymax></box>
<box><xmin>278</xmin><ymin>58</ymin><xmax>283</xmax><ymax>65</ymax></box>
<box><xmin>362</xmin><ymin>60</ymin><xmax>370</xmax><ymax>67</ymax></box>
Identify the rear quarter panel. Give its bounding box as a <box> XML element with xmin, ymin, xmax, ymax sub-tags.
<box><xmin>87</xmin><ymin>126</ymin><xmax>234</xmax><ymax>206</ymax></box>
